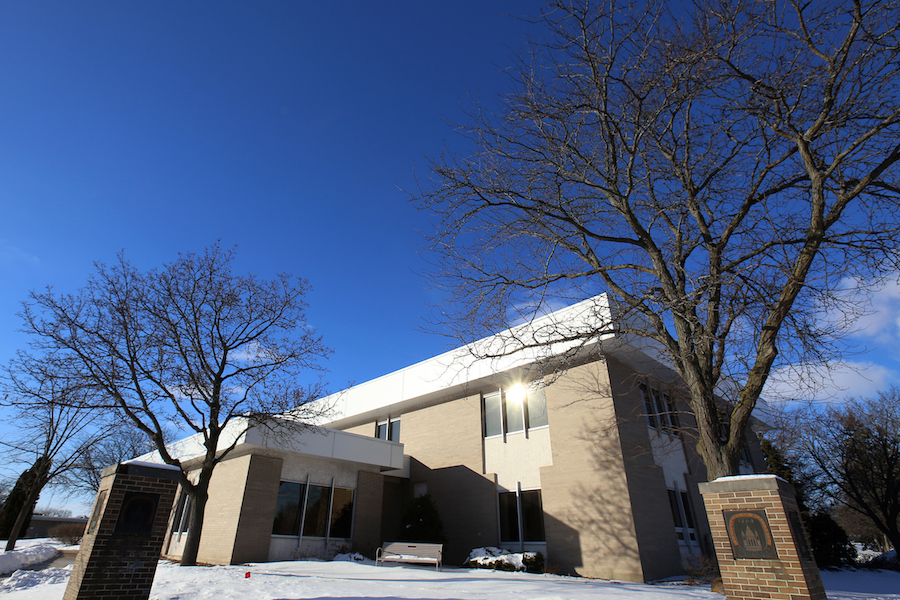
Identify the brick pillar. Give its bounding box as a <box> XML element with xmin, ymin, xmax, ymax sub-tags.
<box><xmin>63</xmin><ymin>462</ymin><xmax>181</xmax><ymax>600</ymax></box>
<box><xmin>698</xmin><ymin>475</ymin><xmax>826</xmax><ymax>600</ymax></box>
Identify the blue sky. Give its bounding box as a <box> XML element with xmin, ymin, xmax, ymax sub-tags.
<box><xmin>0</xmin><ymin>0</ymin><xmax>547</xmax><ymax>500</ymax></box>
<box><xmin>0</xmin><ymin>1</ymin><xmax>547</xmax><ymax>390</ymax></box>
<box><xmin>1</xmin><ymin>2</ymin><xmax>898</xmax><ymax>508</ymax></box>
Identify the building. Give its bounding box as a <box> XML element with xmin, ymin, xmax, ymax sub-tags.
<box><xmin>154</xmin><ymin>295</ymin><xmax>765</xmax><ymax>582</ymax></box>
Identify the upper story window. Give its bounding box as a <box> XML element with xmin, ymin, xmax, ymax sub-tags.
<box><xmin>640</xmin><ymin>382</ymin><xmax>680</xmax><ymax>435</ymax></box>
<box><xmin>483</xmin><ymin>384</ymin><xmax>548</xmax><ymax>438</ymax></box>
<box><xmin>375</xmin><ymin>418</ymin><xmax>400</xmax><ymax>442</ymax></box>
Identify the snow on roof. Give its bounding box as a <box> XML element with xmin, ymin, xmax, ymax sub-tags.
<box><xmin>319</xmin><ymin>295</ymin><xmax>626</xmax><ymax>426</ymax></box>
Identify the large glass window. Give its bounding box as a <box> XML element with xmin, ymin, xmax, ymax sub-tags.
<box><xmin>668</xmin><ymin>488</ymin><xmax>697</xmax><ymax>542</ymax></box>
<box><xmin>330</xmin><ymin>488</ymin><xmax>355</xmax><ymax>539</ymax></box>
<box><xmin>520</xmin><ymin>490</ymin><xmax>545</xmax><ymax>541</ymax></box>
<box><xmin>526</xmin><ymin>387</ymin><xmax>549</xmax><ymax>429</ymax></box>
<box><xmin>504</xmin><ymin>389</ymin><xmax>525</xmax><ymax>434</ymax></box>
<box><xmin>272</xmin><ymin>481</ymin><xmax>356</xmax><ymax>538</ymax></box>
<box><xmin>172</xmin><ymin>490</ymin><xmax>191</xmax><ymax>534</ymax></box>
<box><xmin>498</xmin><ymin>492</ymin><xmax>520</xmax><ymax>542</ymax></box>
<box><xmin>375</xmin><ymin>418</ymin><xmax>401</xmax><ymax>442</ymax></box>
<box><xmin>641</xmin><ymin>382</ymin><xmax>680</xmax><ymax>435</ymax></box>
<box><xmin>483</xmin><ymin>385</ymin><xmax>548</xmax><ymax>438</ymax></box>
<box><xmin>498</xmin><ymin>489</ymin><xmax>546</xmax><ymax>543</ymax></box>
<box><xmin>272</xmin><ymin>481</ymin><xmax>305</xmax><ymax>535</ymax></box>
<box><xmin>303</xmin><ymin>484</ymin><xmax>329</xmax><ymax>537</ymax></box>
<box><xmin>483</xmin><ymin>392</ymin><xmax>503</xmax><ymax>437</ymax></box>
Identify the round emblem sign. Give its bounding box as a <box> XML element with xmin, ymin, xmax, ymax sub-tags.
<box><xmin>724</xmin><ymin>510</ymin><xmax>778</xmax><ymax>559</ymax></box>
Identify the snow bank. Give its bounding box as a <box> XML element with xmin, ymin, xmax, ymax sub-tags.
<box><xmin>0</xmin><ymin>544</ymin><xmax>60</xmax><ymax>576</ymax></box>
<box><xmin>332</xmin><ymin>552</ymin><xmax>372</xmax><ymax>564</ymax></box>
<box><xmin>1</xmin><ymin>566</ymin><xmax>71</xmax><ymax>591</ymax></box>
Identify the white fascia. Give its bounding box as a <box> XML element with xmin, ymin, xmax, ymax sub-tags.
<box><xmin>133</xmin><ymin>417</ymin><xmax>404</xmax><ymax>471</ymax></box>
<box><xmin>318</xmin><ymin>293</ymin><xmax>651</xmax><ymax>428</ymax></box>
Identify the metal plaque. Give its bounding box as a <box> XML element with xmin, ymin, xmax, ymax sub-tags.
<box><xmin>724</xmin><ymin>509</ymin><xmax>779</xmax><ymax>559</ymax></box>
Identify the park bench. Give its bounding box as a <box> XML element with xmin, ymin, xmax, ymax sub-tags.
<box><xmin>375</xmin><ymin>542</ymin><xmax>443</xmax><ymax>571</ymax></box>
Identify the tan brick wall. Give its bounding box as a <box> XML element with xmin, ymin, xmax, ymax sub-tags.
<box><xmin>606</xmin><ymin>358</ymin><xmax>686</xmax><ymax>581</ymax></box>
<box><xmin>231</xmin><ymin>454</ymin><xmax>283</xmax><ymax>564</ymax></box>
<box><xmin>354</xmin><ymin>470</ymin><xmax>385</xmax><ymax>556</ymax></box>
<box><xmin>538</xmin><ymin>360</ymin><xmax>646</xmax><ymax>581</ymax></box>
<box><xmin>342</xmin><ymin>423</ymin><xmax>372</xmax><ymax>437</ymax></box>
<box><xmin>402</xmin><ymin>394</ymin><xmax>499</xmax><ymax>564</ymax></box>
<box><xmin>700</xmin><ymin>477</ymin><xmax>826</xmax><ymax>600</ymax></box>
<box><xmin>402</xmin><ymin>393</ymin><xmax>484</xmax><ymax>469</ymax></box>
<box><xmin>196</xmin><ymin>455</ymin><xmax>255</xmax><ymax>565</ymax></box>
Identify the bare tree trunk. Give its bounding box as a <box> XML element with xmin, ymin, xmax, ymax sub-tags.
<box><xmin>4</xmin><ymin>467</ymin><xmax>48</xmax><ymax>552</ymax></box>
<box><xmin>179</xmin><ymin>474</ymin><xmax>210</xmax><ymax>566</ymax></box>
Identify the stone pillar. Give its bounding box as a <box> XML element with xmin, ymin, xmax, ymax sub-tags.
<box><xmin>64</xmin><ymin>462</ymin><xmax>181</xmax><ymax>600</ymax></box>
<box><xmin>698</xmin><ymin>475</ymin><xmax>826</xmax><ymax>600</ymax></box>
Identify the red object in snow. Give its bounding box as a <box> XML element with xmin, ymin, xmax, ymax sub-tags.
<box><xmin>245</xmin><ymin>572</ymin><xmax>251</xmax><ymax>578</ymax></box>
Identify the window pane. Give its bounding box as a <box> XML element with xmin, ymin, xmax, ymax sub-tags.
<box><xmin>664</xmin><ymin>394</ymin><xmax>680</xmax><ymax>431</ymax></box>
<box><xmin>680</xmin><ymin>491</ymin><xmax>695</xmax><ymax>529</ymax></box>
<box><xmin>668</xmin><ymin>490</ymin><xmax>683</xmax><ymax>528</ymax></box>
<box><xmin>484</xmin><ymin>393</ymin><xmax>502</xmax><ymax>437</ymax></box>
<box><xmin>498</xmin><ymin>492</ymin><xmax>519</xmax><ymax>542</ymax></box>
<box><xmin>652</xmin><ymin>389</ymin><xmax>668</xmax><ymax>432</ymax></box>
<box><xmin>389</xmin><ymin>419</ymin><xmax>400</xmax><ymax>442</ymax></box>
<box><xmin>303</xmin><ymin>485</ymin><xmax>330</xmax><ymax>537</ymax></box>
<box><xmin>329</xmin><ymin>488</ymin><xmax>354</xmax><ymax>539</ymax></box>
<box><xmin>520</xmin><ymin>490</ymin><xmax>545</xmax><ymax>541</ymax></box>
<box><xmin>640</xmin><ymin>384</ymin><xmax>657</xmax><ymax>429</ymax></box>
<box><xmin>526</xmin><ymin>387</ymin><xmax>548</xmax><ymax>429</ymax></box>
<box><xmin>375</xmin><ymin>422</ymin><xmax>387</xmax><ymax>439</ymax></box>
<box><xmin>172</xmin><ymin>491</ymin><xmax>187</xmax><ymax>534</ymax></box>
<box><xmin>504</xmin><ymin>391</ymin><xmax>525</xmax><ymax>434</ymax></box>
<box><xmin>273</xmin><ymin>481</ymin><xmax>304</xmax><ymax>535</ymax></box>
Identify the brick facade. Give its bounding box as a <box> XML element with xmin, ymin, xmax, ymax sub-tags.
<box><xmin>699</xmin><ymin>476</ymin><xmax>826</xmax><ymax>600</ymax></box>
<box><xmin>63</xmin><ymin>463</ymin><xmax>179</xmax><ymax>600</ymax></box>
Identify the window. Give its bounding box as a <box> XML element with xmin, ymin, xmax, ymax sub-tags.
<box><xmin>375</xmin><ymin>418</ymin><xmax>401</xmax><ymax>442</ymax></box>
<box><xmin>273</xmin><ymin>481</ymin><xmax>305</xmax><ymax>535</ymax></box>
<box><xmin>498</xmin><ymin>489</ymin><xmax>546</xmax><ymax>543</ymax></box>
<box><xmin>526</xmin><ymin>387</ymin><xmax>549</xmax><ymax>428</ymax></box>
<box><xmin>483</xmin><ymin>385</ymin><xmax>548</xmax><ymax>438</ymax></box>
<box><xmin>484</xmin><ymin>392</ymin><xmax>503</xmax><ymax>437</ymax></box>
<box><xmin>303</xmin><ymin>484</ymin><xmax>330</xmax><ymax>537</ymax></box>
<box><xmin>172</xmin><ymin>490</ymin><xmax>191</xmax><ymax>534</ymax></box>
<box><xmin>329</xmin><ymin>488</ymin><xmax>355</xmax><ymax>539</ymax></box>
<box><xmin>272</xmin><ymin>480</ymin><xmax>355</xmax><ymax>539</ymax></box>
<box><xmin>640</xmin><ymin>382</ymin><xmax>680</xmax><ymax>435</ymax></box>
<box><xmin>668</xmin><ymin>488</ymin><xmax>697</xmax><ymax>542</ymax></box>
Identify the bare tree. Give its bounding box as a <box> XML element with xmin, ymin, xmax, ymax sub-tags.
<box><xmin>796</xmin><ymin>390</ymin><xmax>900</xmax><ymax>552</ymax></box>
<box><xmin>0</xmin><ymin>352</ymin><xmax>108</xmax><ymax>550</ymax></box>
<box><xmin>416</xmin><ymin>0</ymin><xmax>900</xmax><ymax>478</ymax></box>
<box><xmin>68</xmin><ymin>425</ymin><xmax>157</xmax><ymax>493</ymax></box>
<box><xmin>20</xmin><ymin>244</ymin><xmax>330</xmax><ymax>566</ymax></box>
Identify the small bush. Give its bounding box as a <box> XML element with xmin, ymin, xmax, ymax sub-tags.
<box><xmin>523</xmin><ymin>552</ymin><xmax>544</xmax><ymax>573</ymax></box>
<box><xmin>862</xmin><ymin>549</ymin><xmax>900</xmax><ymax>572</ymax></box>
<box><xmin>682</xmin><ymin>554</ymin><xmax>720</xmax><ymax>585</ymax></box>
<box><xmin>399</xmin><ymin>495</ymin><xmax>447</xmax><ymax>544</ymax></box>
<box><xmin>49</xmin><ymin>522</ymin><xmax>85</xmax><ymax>545</ymax></box>
<box><xmin>807</xmin><ymin>511</ymin><xmax>857</xmax><ymax>568</ymax></box>
<box><xmin>464</xmin><ymin>547</ymin><xmax>544</xmax><ymax>573</ymax></box>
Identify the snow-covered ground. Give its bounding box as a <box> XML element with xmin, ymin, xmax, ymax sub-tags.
<box><xmin>1</xmin><ymin>546</ymin><xmax>899</xmax><ymax>600</ymax></box>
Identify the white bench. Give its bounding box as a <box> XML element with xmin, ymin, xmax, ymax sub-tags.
<box><xmin>375</xmin><ymin>542</ymin><xmax>443</xmax><ymax>571</ymax></box>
